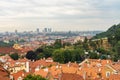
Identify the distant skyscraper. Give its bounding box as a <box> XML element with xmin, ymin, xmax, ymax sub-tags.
<box><xmin>43</xmin><ymin>28</ymin><xmax>52</xmax><ymax>33</ymax></box>
<box><xmin>48</xmin><ymin>28</ymin><xmax>52</xmax><ymax>32</ymax></box>
<box><xmin>44</xmin><ymin>28</ymin><xmax>47</xmax><ymax>33</ymax></box>
<box><xmin>36</xmin><ymin>28</ymin><xmax>39</xmax><ymax>33</ymax></box>
<box><xmin>15</xmin><ymin>29</ymin><xmax>18</xmax><ymax>34</ymax></box>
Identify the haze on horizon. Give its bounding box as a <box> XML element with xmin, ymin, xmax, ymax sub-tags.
<box><xmin>0</xmin><ymin>0</ymin><xmax>120</xmax><ymax>32</ymax></box>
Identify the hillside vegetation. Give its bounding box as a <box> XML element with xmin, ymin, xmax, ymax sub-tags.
<box><xmin>93</xmin><ymin>23</ymin><xmax>120</xmax><ymax>39</ymax></box>
<box><xmin>93</xmin><ymin>23</ymin><xmax>120</xmax><ymax>61</ymax></box>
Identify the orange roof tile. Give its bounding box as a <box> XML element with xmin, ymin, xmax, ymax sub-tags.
<box><xmin>61</xmin><ymin>73</ymin><xmax>84</xmax><ymax>80</ymax></box>
<box><xmin>109</xmin><ymin>74</ymin><xmax>120</xmax><ymax>80</ymax></box>
<box><xmin>0</xmin><ymin>64</ymin><xmax>10</xmax><ymax>80</ymax></box>
<box><xmin>11</xmin><ymin>70</ymin><xmax>30</xmax><ymax>80</ymax></box>
<box><xmin>34</xmin><ymin>69</ymin><xmax>48</xmax><ymax>78</ymax></box>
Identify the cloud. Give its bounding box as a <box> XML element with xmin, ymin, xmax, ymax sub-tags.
<box><xmin>0</xmin><ymin>0</ymin><xmax>120</xmax><ymax>32</ymax></box>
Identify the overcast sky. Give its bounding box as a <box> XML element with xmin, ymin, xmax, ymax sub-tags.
<box><xmin>0</xmin><ymin>0</ymin><xmax>120</xmax><ymax>32</ymax></box>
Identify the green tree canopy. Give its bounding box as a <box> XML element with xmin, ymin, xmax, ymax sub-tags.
<box><xmin>10</xmin><ymin>53</ymin><xmax>19</xmax><ymax>60</ymax></box>
<box><xmin>24</xmin><ymin>74</ymin><xmax>47</xmax><ymax>80</ymax></box>
<box><xmin>54</xmin><ymin>39</ymin><xmax>62</xmax><ymax>49</ymax></box>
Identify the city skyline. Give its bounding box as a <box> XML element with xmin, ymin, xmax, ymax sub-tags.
<box><xmin>0</xmin><ymin>0</ymin><xmax>120</xmax><ymax>32</ymax></box>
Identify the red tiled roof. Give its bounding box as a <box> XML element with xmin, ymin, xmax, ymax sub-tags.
<box><xmin>61</xmin><ymin>73</ymin><xmax>84</xmax><ymax>80</ymax></box>
<box><xmin>34</xmin><ymin>69</ymin><xmax>48</xmax><ymax>78</ymax></box>
<box><xmin>0</xmin><ymin>47</ymin><xmax>21</xmax><ymax>54</ymax></box>
<box><xmin>30</xmin><ymin>59</ymin><xmax>57</xmax><ymax>73</ymax></box>
<box><xmin>16</xmin><ymin>58</ymin><xmax>29</xmax><ymax>63</ymax></box>
<box><xmin>0</xmin><ymin>64</ymin><xmax>10</xmax><ymax>80</ymax></box>
<box><xmin>110</xmin><ymin>62</ymin><xmax>120</xmax><ymax>72</ymax></box>
<box><xmin>11</xmin><ymin>70</ymin><xmax>30</xmax><ymax>80</ymax></box>
<box><xmin>109</xmin><ymin>74</ymin><xmax>120</xmax><ymax>80</ymax></box>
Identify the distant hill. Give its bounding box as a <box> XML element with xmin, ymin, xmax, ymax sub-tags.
<box><xmin>93</xmin><ymin>23</ymin><xmax>120</xmax><ymax>39</ymax></box>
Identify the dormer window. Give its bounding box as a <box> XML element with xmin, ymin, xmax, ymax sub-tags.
<box><xmin>106</xmin><ymin>71</ymin><xmax>110</xmax><ymax>77</ymax></box>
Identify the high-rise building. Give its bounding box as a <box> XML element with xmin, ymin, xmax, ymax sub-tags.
<box><xmin>43</xmin><ymin>28</ymin><xmax>52</xmax><ymax>33</ymax></box>
<box><xmin>44</xmin><ymin>28</ymin><xmax>47</xmax><ymax>33</ymax></box>
<box><xmin>36</xmin><ymin>28</ymin><xmax>39</xmax><ymax>33</ymax></box>
<box><xmin>48</xmin><ymin>28</ymin><xmax>52</xmax><ymax>32</ymax></box>
<box><xmin>15</xmin><ymin>29</ymin><xmax>18</xmax><ymax>34</ymax></box>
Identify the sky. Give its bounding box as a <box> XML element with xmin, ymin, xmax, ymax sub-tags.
<box><xmin>0</xmin><ymin>0</ymin><xmax>120</xmax><ymax>32</ymax></box>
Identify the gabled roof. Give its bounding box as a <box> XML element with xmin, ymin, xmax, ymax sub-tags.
<box><xmin>11</xmin><ymin>70</ymin><xmax>30</xmax><ymax>80</ymax></box>
<box><xmin>0</xmin><ymin>64</ymin><xmax>10</xmax><ymax>80</ymax></box>
<box><xmin>109</xmin><ymin>62</ymin><xmax>120</xmax><ymax>72</ymax></box>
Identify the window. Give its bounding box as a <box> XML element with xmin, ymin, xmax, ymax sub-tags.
<box><xmin>106</xmin><ymin>71</ymin><xmax>110</xmax><ymax>77</ymax></box>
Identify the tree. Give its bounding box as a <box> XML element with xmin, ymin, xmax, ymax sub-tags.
<box><xmin>74</xmin><ymin>40</ymin><xmax>82</xmax><ymax>46</ymax></box>
<box><xmin>53</xmin><ymin>50</ymin><xmax>65</xmax><ymax>63</ymax></box>
<box><xmin>63</xmin><ymin>50</ymin><xmax>72</xmax><ymax>63</ymax></box>
<box><xmin>83</xmin><ymin>43</ymin><xmax>89</xmax><ymax>50</ymax></box>
<box><xmin>115</xmin><ymin>41</ymin><xmax>120</xmax><ymax>60</ymax></box>
<box><xmin>100</xmin><ymin>55</ymin><xmax>107</xmax><ymax>60</ymax></box>
<box><xmin>43</xmin><ymin>48</ymin><xmax>53</xmax><ymax>58</ymax></box>
<box><xmin>115</xmin><ymin>28</ymin><xmax>120</xmax><ymax>41</ymax></box>
<box><xmin>10</xmin><ymin>53</ymin><xmax>19</xmax><ymax>60</ymax></box>
<box><xmin>54</xmin><ymin>39</ymin><xmax>62</xmax><ymax>49</ymax></box>
<box><xmin>24</xmin><ymin>74</ymin><xmax>47</xmax><ymax>80</ymax></box>
<box><xmin>36</xmin><ymin>53</ymin><xmax>44</xmax><ymax>60</ymax></box>
<box><xmin>71</xmin><ymin>49</ymin><xmax>84</xmax><ymax>62</ymax></box>
<box><xmin>26</xmin><ymin>51</ymin><xmax>37</xmax><ymax>61</ymax></box>
<box><xmin>108</xmin><ymin>36</ymin><xmax>117</xmax><ymax>47</ymax></box>
<box><xmin>89</xmin><ymin>41</ymin><xmax>97</xmax><ymax>50</ymax></box>
<box><xmin>63</xmin><ymin>42</ymin><xmax>71</xmax><ymax>47</ymax></box>
<box><xmin>89</xmin><ymin>52</ymin><xmax>99</xmax><ymax>59</ymax></box>
<box><xmin>84</xmin><ymin>37</ymin><xmax>88</xmax><ymax>43</ymax></box>
<box><xmin>35</xmin><ymin>48</ymin><xmax>43</xmax><ymax>54</ymax></box>
<box><xmin>97</xmin><ymin>48</ymin><xmax>109</xmax><ymax>55</ymax></box>
<box><xmin>53</xmin><ymin>48</ymin><xmax>84</xmax><ymax>63</ymax></box>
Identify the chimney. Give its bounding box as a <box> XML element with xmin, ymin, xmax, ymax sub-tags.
<box><xmin>56</xmin><ymin>65</ymin><xmax>59</xmax><ymax>69</ymax></box>
<box><xmin>35</xmin><ymin>66</ymin><xmax>40</xmax><ymax>71</ymax></box>
<box><xmin>83</xmin><ymin>71</ymin><xmax>86</xmax><ymax>80</ymax></box>
<box><xmin>59</xmin><ymin>65</ymin><xmax>62</xmax><ymax>69</ymax></box>
<box><xmin>74</xmin><ymin>61</ymin><xmax>77</xmax><ymax>64</ymax></box>
<box><xmin>107</xmin><ymin>60</ymin><xmax>109</xmax><ymax>64</ymax></box>
<box><xmin>118</xmin><ymin>60</ymin><xmax>120</xmax><ymax>62</ymax></box>
<box><xmin>44</xmin><ymin>68</ymin><xmax>48</xmax><ymax>72</ymax></box>
<box><xmin>32</xmin><ymin>60</ymin><xmax>35</xmax><ymax>62</ymax></box>
<box><xmin>25</xmin><ymin>61</ymin><xmax>29</xmax><ymax>72</ymax></box>
<box><xmin>22</xmin><ymin>73</ymin><xmax>24</xmax><ymax>77</ymax></box>
<box><xmin>43</xmin><ymin>57</ymin><xmax>45</xmax><ymax>60</ymax></box>
<box><xmin>67</xmin><ymin>62</ymin><xmax>71</xmax><ymax>67</ymax></box>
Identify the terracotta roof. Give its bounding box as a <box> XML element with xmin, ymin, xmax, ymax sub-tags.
<box><xmin>49</xmin><ymin>66</ymin><xmax>62</xmax><ymax>78</ymax></box>
<box><xmin>30</xmin><ymin>59</ymin><xmax>57</xmax><ymax>73</ymax></box>
<box><xmin>61</xmin><ymin>73</ymin><xmax>84</xmax><ymax>80</ymax></box>
<box><xmin>109</xmin><ymin>74</ymin><xmax>120</xmax><ymax>80</ymax></box>
<box><xmin>16</xmin><ymin>58</ymin><xmax>29</xmax><ymax>63</ymax></box>
<box><xmin>0</xmin><ymin>47</ymin><xmax>21</xmax><ymax>54</ymax></box>
<box><xmin>34</xmin><ymin>69</ymin><xmax>48</xmax><ymax>78</ymax></box>
<box><xmin>0</xmin><ymin>64</ymin><xmax>10</xmax><ymax>80</ymax></box>
<box><xmin>11</xmin><ymin>70</ymin><xmax>30</xmax><ymax>80</ymax></box>
<box><xmin>46</xmin><ymin>57</ymin><xmax>53</xmax><ymax>60</ymax></box>
<box><xmin>77</xmin><ymin>59</ymin><xmax>114</xmax><ymax>79</ymax></box>
<box><xmin>61</xmin><ymin>66</ymin><xmax>78</xmax><ymax>73</ymax></box>
<box><xmin>110</xmin><ymin>62</ymin><xmax>120</xmax><ymax>72</ymax></box>
<box><xmin>87</xmin><ymin>59</ymin><xmax>112</xmax><ymax>65</ymax></box>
